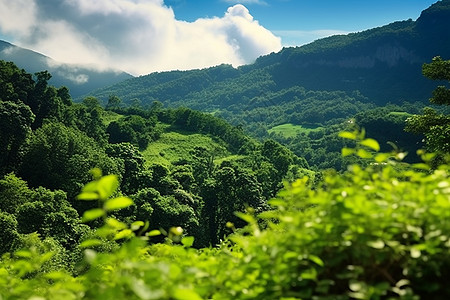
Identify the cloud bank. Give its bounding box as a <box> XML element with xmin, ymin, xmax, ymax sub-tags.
<box><xmin>0</xmin><ymin>0</ymin><xmax>281</xmax><ymax>75</ymax></box>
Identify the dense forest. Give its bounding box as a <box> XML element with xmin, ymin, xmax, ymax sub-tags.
<box><xmin>0</xmin><ymin>1</ymin><xmax>450</xmax><ymax>298</ymax></box>
<box><xmin>86</xmin><ymin>0</ymin><xmax>450</xmax><ymax>170</ymax></box>
<box><xmin>0</xmin><ymin>50</ymin><xmax>449</xmax><ymax>298</ymax></box>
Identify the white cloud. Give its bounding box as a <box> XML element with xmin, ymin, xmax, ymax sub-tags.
<box><xmin>0</xmin><ymin>0</ymin><xmax>281</xmax><ymax>75</ymax></box>
<box><xmin>56</xmin><ymin>70</ymin><xmax>89</xmax><ymax>85</ymax></box>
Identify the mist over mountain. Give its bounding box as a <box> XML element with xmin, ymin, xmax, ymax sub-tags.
<box><xmin>0</xmin><ymin>40</ymin><xmax>133</xmax><ymax>98</ymax></box>
<box><xmin>89</xmin><ymin>0</ymin><xmax>450</xmax><ymax>108</ymax></box>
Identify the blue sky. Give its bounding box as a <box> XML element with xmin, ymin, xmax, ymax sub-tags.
<box><xmin>0</xmin><ymin>0</ymin><xmax>438</xmax><ymax>75</ymax></box>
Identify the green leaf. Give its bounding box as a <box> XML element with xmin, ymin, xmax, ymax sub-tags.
<box><xmin>130</xmin><ymin>278</ymin><xmax>157</xmax><ymax>300</ymax></box>
<box><xmin>173</xmin><ymin>288</ymin><xmax>202</xmax><ymax>300</ymax></box>
<box><xmin>89</xmin><ymin>168</ymin><xmax>102</xmax><ymax>180</ymax></box>
<box><xmin>79</xmin><ymin>239</ymin><xmax>103</xmax><ymax>248</ymax></box>
<box><xmin>114</xmin><ymin>229</ymin><xmax>133</xmax><ymax>240</ymax></box>
<box><xmin>15</xmin><ymin>250</ymin><xmax>32</xmax><ymax>258</ymax></box>
<box><xmin>106</xmin><ymin>218</ymin><xmax>127</xmax><ymax>229</ymax></box>
<box><xmin>375</xmin><ymin>153</ymin><xmax>390</xmax><ymax>163</ymax></box>
<box><xmin>146</xmin><ymin>230</ymin><xmax>162</xmax><ymax>237</ymax></box>
<box><xmin>104</xmin><ymin>196</ymin><xmax>133</xmax><ymax>211</ymax></box>
<box><xmin>81</xmin><ymin>208</ymin><xmax>105</xmax><ymax>222</ymax></box>
<box><xmin>97</xmin><ymin>174</ymin><xmax>119</xmax><ymax>200</ymax></box>
<box><xmin>234</xmin><ymin>211</ymin><xmax>255</xmax><ymax>224</ymax></box>
<box><xmin>44</xmin><ymin>271</ymin><xmax>67</xmax><ymax>281</ymax></box>
<box><xmin>76</xmin><ymin>192</ymin><xmax>99</xmax><ymax>201</ymax></box>
<box><xmin>170</xmin><ymin>226</ymin><xmax>183</xmax><ymax>236</ymax></box>
<box><xmin>367</xmin><ymin>240</ymin><xmax>385</xmax><ymax>249</ymax></box>
<box><xmin>339</xmin><ymin>131</ymin><xmax>357</xmax><ymax>140</ymax></box>
<box><xmin>82</xmin><ymin>181</ymin><xmax>98</xmax><ymax>193</ymax></box>
<box><xmin>342</xmin><ymin>147</ymin><xmax>355</xmax><ymax>157</ymax></box>
<box><xmin>360</xmin><ymin>138</ymin><xmax>380</xmax><ymax>151</ymax></box>
<box><xmin>181</xmin><ymin>236</ymin><xmax>195</xmax><ymax>248</ymax></box>
<box><xmin>412</xmin><ymin>163</ymin><xmax>431</xmax><ymax>170</ymax></box>
<box><xmin>308</xmin><ymin>255</ymin><xmax>324</xmax><ymax>267</ymax></box>
<box><xmin>357</xmin><ymin>148</ymin><xmax>372</xmax><ymax>159</ymax></box>
<box><xmin>131</xmin><ymin>221</ymin><xmax>145</xmax><ymax>231</ymax></box>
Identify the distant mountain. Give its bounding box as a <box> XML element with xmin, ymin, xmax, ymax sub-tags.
<box><xmin>90</xmin><ymin>0</ymin><xmax>450</xmax><ymax>108</ymax></box>
<box><xmin>0</xmin><ymin>40</ymin><xmax>133</xmax><ymax>98</ymax></box>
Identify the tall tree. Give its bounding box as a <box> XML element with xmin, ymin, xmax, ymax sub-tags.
<box><xmin>0</xmin><ymin>101</ymin><xmax>35</xmax><ymax>175</ymax></box>
<box><xmin>406</xmin><ymin>56</ymin><xmax>450</xmax><ymax>153</ymax></box>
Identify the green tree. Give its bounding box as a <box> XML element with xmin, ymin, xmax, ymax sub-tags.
<box><xmin>0</xmin><ymin>60</ymin><xmax>34</xmax><ymax>105</ymax></box>
<box><xmin>0</xmin><ymin>211</ymin><xmax>20</xmax><ymax>255</ymax></box>
<box><xmin>406</xmin><ymin>56</ymin><xmax>450</xmax><ymax>153</ymax></box>
<box><xmin>82</xmin><ymin>96</ymin><xmax>101</xmax><ymax>110</ymax></box>
<box><xmin>106</xmin><ymin>95</ymin><xmax>122</xmax><ymax>110</ymax></box>
<box><xmin>0</xmin><ymin>173</ymin><xmax>32</xmax><ymax>214</ymax></box>
<box><xmin>0</xmin><ymin>101</ymin><xmax>35</xmax><ymax>175</ymax></box>
<box><xmin>202</xmin><ymin>162</ymin><xmax>264</xmax><ymax>245</ymax></box>
<box><xmin>106</xmin><ymin>143</ymin><xmax>152</xmax><ymax>195</ymax></box>
<box><xmin>19</xmin><ymin>123</ymin><xmax>119</xmax><ymax>201</ymax></box>
<box><xmin>107</xmin><ymin>115</ymin><xmax>159</xmax><ymax>149</ymax></box>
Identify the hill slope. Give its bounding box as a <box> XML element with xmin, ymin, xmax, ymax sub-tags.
<box><xmin>0</xmin><ymin>40</ymin><xmax>133</xmax><ymax>98</ymax></box>
<box><xmin>90</xmin><ymin>0</ymin><xmax>450</xmax><ymax>109</ymax></box>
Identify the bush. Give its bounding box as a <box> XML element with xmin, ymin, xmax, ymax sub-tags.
<box><xmin>0</xmin><ymin>139</ymin><xmax>449</xmax><ymax>299</ymax></box>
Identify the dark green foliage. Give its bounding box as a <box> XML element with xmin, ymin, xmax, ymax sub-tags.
<box><xmin>0</xmin><ymin>101</ymin><xmax>35</xmax><ymax>175</ymax></box>
<box><xmin>355</xmin><ymin>106</ymin><xmax>423</xmax><ymax>161</ymax></box>
<box><xmin>1</xmin><ymin>136</ymin><xmax>449</xmax><ymax>299</ymax></box>
<box><xmin>135</xmin><ymin>188</ymin><xmax>199</xmax><ymax>237</ymax></box>
<box><xmin>15</xmin><ymin>187</ymin><xmax>82</xmax><ymax>248</ymax></box>
<box><xmin>107</xmin><ymin>114</ymin><xmax>159</xmax><ymax>149</ymax></box>
<box><xmin>62</xmin><ymin>102</ymin><xmax>108</xmax><ymax>143</ymax></box>
<box><xmin>0</xmin><ymin>173</ymin><xmax>32</xmax><ymax>214</ymax></box>
<box><xmin>422</xmin><ymin>56</ymin><xmax>450</xmax><ymax>105</ymax></box>
<box><xmin>201</xmin><ymin>162</ymin><xmax>265</xmax><ymax>246</ymax></box>
<box><xmin>0</xmin><ymin>60</ymin><xmax>34</xmax><ymax>104</ymax></box>
<box><xmin>0</xmin><ymin>211</ymin><xmax>20</xmax><ymax>255</ymax></box>
<box><xmin>106</xmin><ymin>142</ymin><xmax>151</xmax><ymax>195</ymax></box>
<box><xmin>19</xmin><ymin>122</ymin><xmax>119</xmax><ymax>200</ymax></box>
<box><xmin>88</xmin><ymin>1</ymin><xmax>450</xmax><ymax>119</ymax></box>
<box><xmin>406</xmin><ymin>56</ymin><xmax>450</xmax><ymax>153</ymax></box>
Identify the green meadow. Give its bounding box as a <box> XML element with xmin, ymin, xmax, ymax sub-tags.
<box><xmin>268</xmin><ymin>123</ymin><xmax>323</xmax><ymax>138</ymax></box>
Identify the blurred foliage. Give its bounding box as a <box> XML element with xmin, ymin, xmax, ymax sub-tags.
<box><xmin>0</xmin><ymin>132</ymin><xmax>449</xmax><ymax>299</ymax></box>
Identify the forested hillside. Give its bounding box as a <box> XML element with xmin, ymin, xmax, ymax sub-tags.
<box><xmin>0</xmin><ymin>58</ymin><xmax>449</xmax><ymax>298</ymax></box>
<box><xmin>1</xmin><ymin>1</ymin><xmax>450</xmax><ymax>298</ymax></box>
<box><xmin>0</xmin><ymin>60</ymin><xmax>310</xmax><ymax>252</ymax></box>
<box><xmin>85</xmin><ymin>0</ymin><xmax>450</xmax><ymax>169</ymax></box>
<box><xmin>89</xmin><ymin>1</ymin><xmax>450</xmax><ymax>110</ymax></box>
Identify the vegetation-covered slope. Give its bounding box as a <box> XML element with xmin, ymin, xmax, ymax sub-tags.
<box><xmin>1</xmin><ymin>137</ymin><xmax>449</xmax><ymax>299</ymax></box>
<box><xmin>81</xmin><ymin>1</ymin><xmax>449</xmax><ymax>170</ymax></box>
<box><xmin>1</xmin><ymin>8</ymin><xmax>450</xmax><ymax>296</ymax></box>
<box><xmin>0</xmin><ymin>60</ymin><xmax>308</xmax><ymax>253</ymax></box>
<box><xmin>89</xmin><ymin>1</ymin><xmax>450</xmax><ymax>108</ymax></box>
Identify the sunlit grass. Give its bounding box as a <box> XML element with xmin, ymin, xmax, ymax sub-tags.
<box><xmin>142</xmin><ymin>131</ymin><xmax>230</xmax><ymax>166</ymax></box>
<box><xmin>101</xmin><ymin>111</ymin><xmax>124</xmax><ymax>126</ymax></box>
<box><xmin>268</xmin><ymin>123</ymin><xmax>323</xmax><ymax>138</ymax></box>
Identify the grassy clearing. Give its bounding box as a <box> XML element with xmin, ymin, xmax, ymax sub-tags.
<box><xmin>101</xmin><ymin>111</ymin><xmax>124</xmax><ymax>126</ymax></box>
<box><xmin>268</xmin><ymin>123</ymin><xmax>323</xmax><ymax>138</ymax></box>
<box><xmin>142</xmin><ymin>131</ymin><xmax>231</xmax><ymax>166</ymax></box>
<box><xmin>387</xmin><ymin>111</ymin><xmax>412</xmax><ymax>118</ymax></box>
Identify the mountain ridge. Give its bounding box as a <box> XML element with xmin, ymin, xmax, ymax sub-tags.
<box><xmin>0</xmin><ymin>40</ymin><xmax>133</xmax><ymax>98</ymax></box>
<box><xmin>88</xmin><ymin>0</ymin><xmax>450</xmax><ymax>108</ymax></box>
